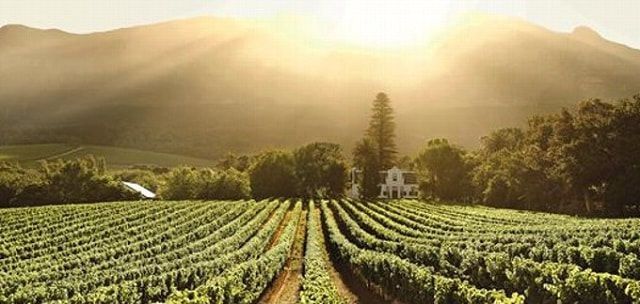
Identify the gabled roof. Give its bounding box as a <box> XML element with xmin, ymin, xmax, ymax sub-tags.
<box><xmin>122</xmin><ymin>181</ymin><xmax>156</xmax><ymax>199</ymax></box>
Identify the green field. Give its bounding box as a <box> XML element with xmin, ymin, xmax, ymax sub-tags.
<box><xmin>0</xmin><ymin>144</ymin><xmax>215</xmax><ymax>168</ymax></box>
<box><xmin>1</xmin><ymin>200</ymin><xmax>639</xmax><ymax>304</ymax></box>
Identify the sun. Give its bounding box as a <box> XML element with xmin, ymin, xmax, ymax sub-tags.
<box><xmin>325</xmin><ymin>0</ymin><xmax>452</xmax><ymax>48</ymax></box>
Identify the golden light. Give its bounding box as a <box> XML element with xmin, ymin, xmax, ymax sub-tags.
<box><xmin>325</xmin><ymin>0</ymin><xmax>452</xmax><ymax>48</ymax></box>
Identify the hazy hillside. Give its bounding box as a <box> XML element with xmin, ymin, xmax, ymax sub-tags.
<box><xmin>1</xmin><ymin>14</ymin><xmax>640</xmax><ymax>159</ymax></box>
<box><xmin>0</xmin><ymin>143</ymin><xmax>215</xmax><ymax>168</ymax></box>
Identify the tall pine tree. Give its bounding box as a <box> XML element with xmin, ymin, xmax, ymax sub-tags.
<box><xmin>366</xmin><ymin>92</ymin><xmax>397</xmax><ymax>169</ymax></box>
<box><xmin>352</xmin><ymin>92</ymin><xmax>398</xmax><ymax>199</ymax></box>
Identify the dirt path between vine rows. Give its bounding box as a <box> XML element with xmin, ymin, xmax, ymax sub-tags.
<box><xmin>258</xmin><ymin>208</ymin><xmax>307</xmax><ymax>304</ymax></box>
<box><xmin>316</xmin><ymin>207</ymin><xmax>395</xmax><ymax>304</ymax></box>
<box><xmin>264</xmin><ymin>206</ymin><xmax>293</xmax><ymax>251</ymax></box>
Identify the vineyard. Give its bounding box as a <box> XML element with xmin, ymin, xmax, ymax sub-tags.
<box><xmin>1</xmin><ymin>200</ymin><xmax>640</xmax><ymax>304</ymax></box>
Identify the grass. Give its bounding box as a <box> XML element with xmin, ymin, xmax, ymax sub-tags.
<box><xmin>0</xmin><ymin>143</ymin><xmax>215</xmax><ymax>169</ymax></box>
<box><xmin>0</xmin><ymin>144</ymin><xmax>76</xmax><ymax>163</ymax></box>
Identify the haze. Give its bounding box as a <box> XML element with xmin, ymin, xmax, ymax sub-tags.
<box><xmin>1</xmin><ymin>0</ymin><xmax>640</xmax><ymax>160</ymax></box>
<box><xmin>1</xmin><ymin>0</ymin><xmax>640</xmax><ymax>49</ymax></box>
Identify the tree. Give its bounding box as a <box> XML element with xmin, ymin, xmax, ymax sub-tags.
<box><xmin>353</xmin><ymin>138</ymin><xmax>380</xmax><ymax>199</ymax></box>
<box><xmin>472</xmin><ymin>127</ymin><xmax>562</xmax><ymax>211</ymax></box>
<box><xmin>160</xmin><ymin>167</ymin><xmax>200</xmax><ymax>200</ymax></box>
<box><xmin>199</xmin><ymin>168</ymin><xmax>250</xmax><ymax>200</ymax></box>
<box><xmin>162</xmin><ymin>167</ymin><xmax>251</xmax><ymax>200</ymax></box>
<box><xmin>216</xmin><ymin>153</ymin><xmax>251</xmax><ymax>172</ymax></box>
<box><xmin>551</xmin><ymin>100</ymin><xmax>617</xmax><ymax>214</ymax></box>
<box><xmin>472</xmin><ymin>128</ymin><xmax>527</xmax><ymax>208</ymax></box>
<box><xmin>469</xmin><ymin>95</ymin><xmax>640</xmax><ymax>216</ymax></box>
<box><xmin>480</xmin><ymin>128</ymin><xmax>525</xmax><ymax>153</ymax></box>
<box><xmin>472</xmin><ymin>148</ymin><xmax>532</xmax><ymax>209</ymax></box>
<box><xmin>0</xmin><ymin>163</ymin><xmax>33</xmax><ymax>207</ymax></box>
<box><xmin>351</xmin><ymin>92</ymin><xmax>398</xmax><ymax>200</ymax></box>
<box><xmin>550</xmin><ymin>97</ymin><xmax>640</xmax><ymax>215</ymax></box>
<box><xmin>293</xmin><ymin>142</ymin><xmax>348</xmax><ymax>198</ymax></box>
<box><xmin>248</xmin><ymin>150</ymin><xmax>297</xmax><ymax>199</ymax></box>
<box><xmin>414</xmin><ymin>139</ymin><xmax>473</xmax><ymax>201</ymax></box>
<box><xmin>397</xmin><ymin>155</ymin><xmax>414</xmax><ymax>170</ymax></box>
<box><xmin>605</xmin><ymin>95</ymin><xmax>640</xmax><ymax>215</ymax></box>
<box><xmin>37</xmin><ymin>156</ymin><xmax>133</xmax><ymax>204</ymax></box>
<box><xmin>366</xmin><ymin>92</ymin><xmax>397</xmax><ymax>170</ymax></box>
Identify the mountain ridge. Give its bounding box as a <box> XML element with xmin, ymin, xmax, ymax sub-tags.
<box><xmin>1</xmin><ymin>15</ymin><xmax>639</xmax><ymax>159</ymax></box>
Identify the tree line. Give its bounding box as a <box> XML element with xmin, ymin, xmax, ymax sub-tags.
<box><xmin>0</xmin><ymin>142</ymin><xmax>349</xmax><ymax>207</ymax></box>
<box><xmin>349</xmin><ymin>92</ymin><xmax>640</xmax><ymax>217</ymax></box>
<box><xmin>470</xmin><ymin>96</ymin><xmax>640</xmax><ymax>216</ymax></box>
<box><xmin>0</xmin><ymin>157</ymin><xmax>138</xmax><ymax>207</ymax></box>
<box><xmin>1</xmin><ymin>93</ymin><xmax>639</xmax><ymax>217</ymax></box>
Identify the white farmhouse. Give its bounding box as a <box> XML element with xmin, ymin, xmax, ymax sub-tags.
<box><xmin>349</xmin><ymin>166</ymin><xmax>419</xmax><ymax>199</ymax></box>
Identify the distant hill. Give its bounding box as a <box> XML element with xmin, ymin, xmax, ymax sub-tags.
<box><xmin>0</xmin><ymin>144</ymin><xmax>215</xmax><ymax>169</ymax></box>
<box><xmin>1</xmin><ymin>14</ymin><xmax>640</xmax><ymax>158</ymax></box>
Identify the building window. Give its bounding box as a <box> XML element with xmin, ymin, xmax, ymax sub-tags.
<box><xmin>392</xmin><ymin>173</ymin><xmax>398</xmax><ymax>181</ymax></box>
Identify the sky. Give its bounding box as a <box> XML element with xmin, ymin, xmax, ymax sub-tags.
<box><xmin>1</xmin><ymin>0</ymin><xmax>639</xmax><ymax>48</ymax></box>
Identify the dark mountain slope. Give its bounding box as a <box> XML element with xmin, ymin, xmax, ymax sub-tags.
<box><xmin>1</xmin><ymin>15</ymin><xmax>639</xmax><ymax>158</ymax></box>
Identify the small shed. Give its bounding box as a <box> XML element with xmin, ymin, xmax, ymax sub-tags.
<box><xmin>122</xmin><ymin>181</ymin><xmax>157</xmax><ymax>199</ymax></box>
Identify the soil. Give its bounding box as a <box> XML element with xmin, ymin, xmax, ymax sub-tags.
<box><xmin>264</xmin><ymin>206</ymin><xmax>292</xmax><ymax>251</ymax></box>
<box><xmin>258</xmin><ymin>209</ymin><xmax>307</xmax><ymax>304</ymax></box>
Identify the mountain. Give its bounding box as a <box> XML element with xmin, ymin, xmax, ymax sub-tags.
<box><xmin>1</xmin><ymin>14</ymin><xmax>640</xmax><ymax>159</ymax></box>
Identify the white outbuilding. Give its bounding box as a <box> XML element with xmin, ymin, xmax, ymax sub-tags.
<box><xmin>122</xmin><ymin>181</ymin><xmax>157</xmax><ymax>199</ymax></box>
